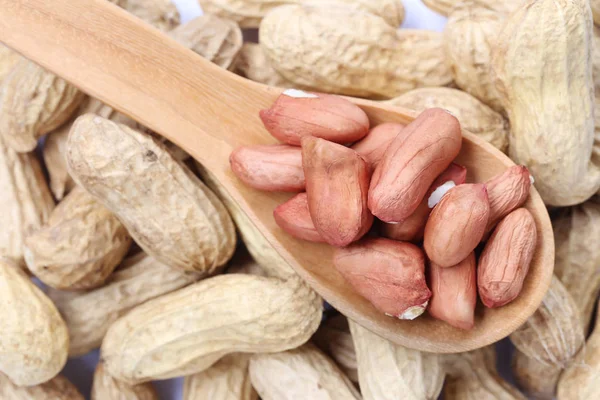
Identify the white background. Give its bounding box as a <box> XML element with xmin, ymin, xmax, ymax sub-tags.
<box><xmin>63</xmin><ymin>2</ymin><xmax>495</xmax><ymax>399</ymax></box>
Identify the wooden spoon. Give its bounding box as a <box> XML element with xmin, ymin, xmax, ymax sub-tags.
<box><xmin>0</xmin><ymin>0</ymin><xmax>554</xmax><ymax>353</ymax></box>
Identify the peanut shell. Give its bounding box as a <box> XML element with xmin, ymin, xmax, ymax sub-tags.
<box><xmin>443</xmin><ymin>3</ymin><xmax>505</xmax><ymax>112</ymax></box>
<box><xmin>509</xmin><ymin>276</ymin><xmax>584</xmax><ymax>368</ymax></box>
<box><xmin>553</xmin><ymin>200</ymin><xmax>600</xmax><ymax>332</ymax></box>
<box><xmin>249</xmin><ymin>343</ymin><xmax>360</xmax><ymax>400</ymax></box>
<box><xmin>199</xmin><ymin>0</ymin><xmax>405</xmax><ymax>28</ymax></box>
<box><xmin>260</xmin><ymin>4</ymin><xmax>452</xmax><ymax>99</ymax></box>
<box><xmin>0</xmin><ymin>59</ymin><xmax>86</xmax><ymax>152</ymax></box>
<box><xmin>121</xmin><ymin>0</ymin><xmax>180</xmax><ymax>31</ymax></box>
<box><xmin>234</xmin><ymin>43</ymin><xmax>294</xmax><ymax>88</ymax></box>
<box><xmin>101</xmin><ymin>274</ymin><xmax>322</xmax><ymax>383</ymax></box>
<box><xmin>184</xmin><ymin>354</ymin><xmax>257</xmax><ymax>400</ymax></box>
<box><xmin>67</xmin><ymin>114</ymin><xmax>236</xmax><ymax>274</ymax></box>
<box><xmin>443</xmin><ymin>346</ymin><xmax>526</xmax><ymax>400</ymax></box>
<box><xmin>92</xmin><ymin>362</ymin><xmax>158</xmax><ymax>400</ymax></box>
<box><xmin>349</xmin><ymin>320</ymin><xmax>444</xmax><ymax>400</ymax></box>
<box><xmin>0</xmin><ymin>259</ymin><xmax>68</xmax><ymax>386</ymax></box>
<box><xmin>0</xmin><ymin>373</ymin><xmax>83</xmax><ymax>400</ymax></box>
<box><xmin>312</xmin><ymin>315</ymin><xmax>358</xmax><ymax>383</ymax></box>
<box><xmin>168</xmin><ymin>15</ymin><xmax>243</xmax><ymax>70</ymax></box>
<box><xmin>0</xmin><ymin>137</ymin><xmax>55</xmax><ymax>266</ymax></box>
<box><xmin>491</xmin><ymin>0</ymin><xmax>600</xmax><ymax>206</ymax></box>
<box><xmin>512</xmin><ymin>349</ymin><xmax>560</xmax><ymax>400</ymax></box>
<box><xmin>422</xmin><ymin>0</ymin><xmax>523</xmax><ymax>16</ymax></box>
<box><xmin>48</xmin><ymin>253</ymin><xmax>200</xmax><ymax>357</ymax></box>
<box><xmin>0</xmin><ymin>44</ymin><xmax>21</xmax><ymax>83</ymax></box>
<box><xmin>24</xmin><ymin>186</ymin><xmax>132</xmax><ymax>290</ymax></box>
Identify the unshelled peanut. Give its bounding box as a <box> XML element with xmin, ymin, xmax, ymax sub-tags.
<box><xmin>557</xmin><ymin>300</ymin><xmax>600</xmax><ymax>400</ymax></box>
<box><xmin>369</xmin><ymin>108</ymin><xmax>462</xmax><ymax>223</ymax></box>
<box><xmin>249</xmin><ymin>343</ymin><xmax>360</xmax><ymax>400</ymax></box>
<box><xmin>553</xmin><ymin>199</ymin><xmax>600</xmax><ymax>332</ymax></box>
<box><xmin>0</xmin><ymin>137</ymin><xmax>55</xmax><ymax>266</ymax></box>
<box><xmin>199</xmin><ymin>0</ymin><xmax>405</xmax><ymax>28</ymax></box>
<box><xmin>24</xmin><ymin>186</ymin><xmax>132</xmax><ymax>290</ymax></box>
<box><xmin>491</xmin><ymin>0</ymin><xmax>600</xmax><ymax>206</ymax></box>
<box><xmin>67</xmin><ymin>114</ymin><xmax>236</xmax><ymax>274</ymax></box>
<box><xmin>48</xmin><ymin>253</ymin><xmax>200</xmax><ymax>356</ymax></box>
<box><xmin>509</xmin><ymin>276</ymin><xmax>584</xmax><ymax>368</ymax></box>
<box><xmin>120</xmin><ymin>0</ymin><xmax>180</xmax><ymax>31</ymax></box>
<box><xmin>388</xmin><ymin>87</ymin><xmax>507</xmax><ymax>150</ymax></box>
<box><xmin>312</xmin><ymin>316</ymin><xmax>358</xmax><ymax>383</ymax></box>
<box><xmin>443</xmin><ymin>3</ymin><xmax>505</xmax><ymax>112</ymax></box>
<box><xmin>0</xmin><ymin>259</ymin><xmax>68</xmax><ymax>386</ymax></box>
<box><xmin>92</xmin><ymin>362</ymin><xmax>158</xmax><ymax>400</ymax></box>
<box><xmin>234</xmin><ymin>44</ymin><xmax>293</xmax><ymax>88</ymax></box>
<box><xmin>184</xmin><ymin>354</ymin><xmax>257</xmax><ymax>400</ymax></box>
<box><xmin>168</xmin><ymin>15</ymin><xmax>243</xmax><ymax>70</ymax></box>
<box><xmin>260</xmin><ymin>4</ymin><xmax>452</xmax><ymax>98</ymax></box>
<box><xmin>0</xmin><ymin>373</ymin><xmax>83</xmax><ymax>400</ymax></box>
<box><xmin>0</xmin><ymin>44</ymin><xmax>21</xmax><ymax>83</ymax></box>
<box><xmin>0</xmin><ymin>58</ymin><xmax>86</xmax><ymax>152</ymax></box>
<box><xmin>443</xmin><ymin>346</ymin><xmax>526</xmax><ymax>400</ymax></box>
<box><xmin>350</xmin><ymin>320</ymin><xmax>444</xmax><ymax>400</ymax></box>
<box><xmin>422</xmin><ymin>0</ymin><xmax>524</xmax><ymax>16</ymax></box>
<box><xmin>101</xmin><ymin>274</ymin><xmax>322</xmax><ymax>383</ymax></box>
<box><xmin>512</xmin><ymin>349</ymin><xmax>561</xmax><ymax>400</ymax></box>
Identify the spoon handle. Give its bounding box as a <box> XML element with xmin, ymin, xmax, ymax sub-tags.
<box><xmin>0</xmin><ymin>0</ymin><xmax>276</xmax><ymax>168</ymax></box>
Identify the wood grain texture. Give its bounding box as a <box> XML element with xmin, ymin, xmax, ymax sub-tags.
<box><xmin>0</xmin><ymin>0</ymin><xmax>554</xmax><ymax>353</ymax></box>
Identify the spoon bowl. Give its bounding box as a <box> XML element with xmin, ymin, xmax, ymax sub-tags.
<box><xmin>0</xmin><ymin>0</ymin><xmax>554</xmax><ymax>352</ymax></box>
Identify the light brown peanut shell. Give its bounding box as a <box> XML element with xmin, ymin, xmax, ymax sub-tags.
<box><xmin>512</xmin><ymin>349</ymin><xmax>560</xmax><ymax>400</ymax></box>
<box><xmin>491</xmin><ymin>0</ymin><xmax>600</xmax><ymax>206</ymax></box>
<box><xmin>557</xmin><ymin>301</ymin><xmax>600</xmax><ymax>400</ymax></box>
<box><xmin>234</xmin><ymin>43</ymin><xmax>294</xmax><ymax>88</ymax></box>
<box><xmin>43</xmin><ymin>121</ymin><xmax>76</xmax><ymax>200</ymax></box>
<box><xmin>443</xmin><ymin>4</ymin><xmax>505</xmax><ymax>112</ymax></box>
<box><xmin>422</xmin><ymin>0</ymin><xmax>523</xmax><ymax>16</ymax></box>
<box><xmin>195</xmin><ymin>161</ymin><xmax>298</xmax><ymax>280</ymax></box>
<box><xmin>0</xmin><ymin>259</ymin><xmax>68</xmax><ymax>386</ymax></box>
<box><xmin>349</xmin><ymin>320</ymin><xmax>444</xmax><ymax>400</ymax></box>
<box><xmin>0</xmin><ymin>373</ymin><xmax>83</xmax><ymax>400</ymax></box>
<box><xmin>387</xmin><ymin>87</ymin><xmax>508</xmax><ymax>151</ymax></box>
<box><xmin>184</xmin><ymin>354</ymin><xmax>257</xmax><ymax>400</ymax></box>
<box><xmin>199</xmin><ymin>0</ymin><xmax>405</xmax><ymax>28</ymax></box>
<box><xmin>509</xmin><ymin>276</ymin><xmax>584</xmax><ymax>368</ymax></box>
<box><xmin>260</xmin><ymin>4</ymin><xmax>452</xmax><ymax>99</ymax></box>
<box><xmin>0</xmin><ymin>138</ymin><xmax>55</xmax><ymax>266</ymax></box>
<box><xmin>92</xmin><ymin>361</ymin><xmax>157</xmax><ymax>400</ymax></box>
<box><xmin>48</xmin><ymin>252</ymin><xmax>200</xmax><ymax>357</ymax></box>
<box><xmin>0</xmin><ymin>44</ymin><xmax>21</xmax><ymax>83</ymax></box>
<box><xmin>443</xmin><ymin>346</ymin><xmax>526</xmax><ymax>400</ymax></box>
<box><xmin>24</xmin><ymin>186</ymin><xmax>132</xmax><ymax>290</ymax></box>
<box><xmin>121</xmin><ymin>0</ymin><xmax>180</xmax><ymax>31</ymax></box>
<box><xmin>0</xmin><ymin>58</ymin><xmax>86</xmax><ymax>152</ymax></box>
<box><xmin>168</xmin><ymin>15</ymin><xmax>243</xmax><ymax>70</ymax></box>
<box><xmin>101</xmin><ymin>274</ymin><xmax>322</xmax><ymax>383</ymax></box>
<box><xmin>67</xmin><ymin>114</ymin><xmax>236</xmax><ymax>274</ymax></box>
<box><xmin>249</xmin><ymin>343</ymin><xmax>360</xmax><ymax>400</ymax></box>
<box><xmin>312</xmin><ymin>315</ymin><xmax>358</xmax><ymax>383</ymax></box>
<box><xmin>592</xmin><ymin>0</ymin><xmax>600</xmax><ymax>27</ymax></box>
<box><xmin>553</xmin><ymin>200</ymin><xmax>600</xmax><ymax>332</ymax></box>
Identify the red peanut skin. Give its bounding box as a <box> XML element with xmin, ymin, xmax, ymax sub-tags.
<box><xmin>230</xmin><ymin>144</ymin><xmax>304</xmax><ymax>192</ymax></box>
<box><xmin>273</xmin><ymin>193</ymin><xmax>324</xmax><ymax>243</ymax></box>
<box><xmin>424</xmin><ymin>183</ymin><xmax>490</xmax><ymax>267</ymax></box>
<box><xmin>478</xmin><ymin>208</ymin><xmax>537</xmax><ymax>308</ymax></box>
<box><xmin>428</xmin><ymin>253</ymin><xmax>477</xmax><ymax>331</ymax></box>
<box><xmin>368</xmin><ymin>108</ymin><xmax>462</xmax><ymax>223</ymax></box>
<box><xmin>351</xmin><ymin>122</ymin><xmax>404</xmax><ymax>169</ymax></box>
<box><xmin>302</xmin><ymin>137</ymin><xmax>373</xmax><ymax>247</ymax></box>
<box><xmin>485</xmin><ymin>165</ymin><xmax>532</xmax><ymax>233</ymax></box>
<box><xmin>334</xmin><ymin>238</ymin><xmax>431</xmax><ymax>319</ymax></box>
<box><xmin>383</xmin><ymin>163</ymin><xmax>467</xmax><ymax>242</ymax></box>
<box><xmin>259</xmin><ymin>91</ymin><xmax>370</xmax><ymax>145</ymax></box>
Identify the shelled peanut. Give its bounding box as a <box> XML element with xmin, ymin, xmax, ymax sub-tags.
<box><xmin>230</xmin><ymin>89</ymin><xmax>537</xmax><ymax>329</ymax></box>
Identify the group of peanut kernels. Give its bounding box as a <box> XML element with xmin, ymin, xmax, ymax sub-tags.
<box><xmin>231</xmin><ymin>89</ymin><xmax>537</xmax><ymax>330</ymax></box>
